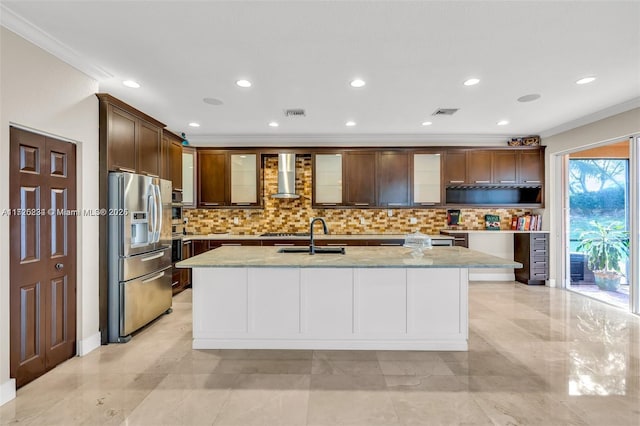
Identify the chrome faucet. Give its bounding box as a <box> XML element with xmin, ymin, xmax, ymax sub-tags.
<box><xmin>309</xmin><ymin>217</ymin><xmax>329</xmax><ymax>255</ymax></box>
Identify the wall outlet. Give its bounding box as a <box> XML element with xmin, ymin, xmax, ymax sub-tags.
<box><xmin>409</xmin><ymin>217</ymin><xmax>417</xmax><ymax>225</ymax></box>
<box><xmin>360</xmin><ymin>217</ymin><xmax>366</xmax><ymax>225</ymax></box>
<box><xmin>387</xmin><ymin>210</ymin><xmax>393</xmax><ymax>217</ymax></box>
<box><xmin>233</xmin><ymin>217</ymin><xmax>239</xmax><ymax>225</ymax></box>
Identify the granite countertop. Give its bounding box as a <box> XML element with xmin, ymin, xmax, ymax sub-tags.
<box><xmin>182</xmin><ymin>233</ymin><xmax>454</xmax><ymax>241</ymax></box>
<box><xmin>440</xmin><ymin>229</ymin><xmax>550</xmax><ymax>234</ymax></box>
<box><xmin>176</xmin><ymin>245</ymin><xmax>523</xmax><ymax>269</ymax></box>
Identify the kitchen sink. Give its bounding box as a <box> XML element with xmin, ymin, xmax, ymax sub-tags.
<box><xmin>277</xmin><ymin>246</ymin><xmax>346</xmax><ymax>255</ymax></box>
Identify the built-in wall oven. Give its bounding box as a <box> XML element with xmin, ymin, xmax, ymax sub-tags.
<box><xmin>171</xmin><ymin>190</ymin><xmax>184</xmax><ymax>263</ymax></box>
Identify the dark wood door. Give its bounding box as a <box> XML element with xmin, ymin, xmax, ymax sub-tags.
<box><xmin>493</xmin><ymin>151</ymin><xmax>517</xmax><ymax>184</ymax></box>
<box><xmin>344</xmin><ymin>152</ymin><xmax>376</xmax><ymax>206</ymax></box>
<box><xmin>137</xmin><ymin>120</ymin><xmax>161</xmax><ymax>177</ymax></box>
<box><xmin>443</xmin><ymin>151</ymin><xmax>467</xmax><ymax>184</ymax></box>
<box><xmin>519</xmin><ymin>149</ymin><xmax>543</xmax><ymax>184</ymax></box>
<box><xmin>9</xmin><ymin>127</ymin><xmax>77</xmax><ymax>388</ymax></box>
<box><xmin>377</xmin><ymin>152</ymin><xmax>410</xmax><ymax>207</ymax></box>
<box><xmin>171</xmin><ymin>141</ymin><xmax>183</xmax><ymax>191</ymax></box>
<box><xmin>198</xmin><ymin>151</ymin><xmax>227</xmax><ymax>207</ymax></box>
<box><xmin>466</xmin><ymin>150</ymin><xmax>492</xmax><ymax>184</ymax></box>
<box><xmin>107</xmin><ymin>105</ymin><xmax>137</xmax><ymax>172</ymax></box>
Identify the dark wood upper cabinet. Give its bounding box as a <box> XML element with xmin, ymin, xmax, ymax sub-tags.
<box><xmin>519</xmin><ymin>149</ymin><xmax>544</xmax><ymax>184</ymax></box>
<box><xmin>170</xmin><ymin>140</ymin><xmax>183</xmax><ymax>191</ymax></box>
<box><xmin>493</xmin><ymin>150</ymin><xmax>517</xmax><ymax>184</ymax></box>
<box><xmin>106</xmin><ymin>106</ymin><xmax>137</xmax><ymax>173</ymax></box>
<box><xmin>443</xmin><ymin>151</ymin><xmax>467</xmax><ymax>184</ymax></box>
<box><xmin>198</xmin><ymin>150</ymin><xmax>227</xmax><ymax>207</ymax></box>
<box><xmin>97</xmin><ymin>94</ymin><xmax>165</xmax><ymax>175</ymax></box>
<box><xmin>137</xmin><ymin>120</ymin><xmax>161</xmax><ymax>177</ymax></box>
<box><xmin>466</xmin><ymin>150</ymin><xmax>493</xmax><ymax>184</ymax></box>
<box><xmin>377</xmin><ymin>151</ymin><xmax>410</xmax><ymax>207</ymax></box>
<box><xmin>344</xmin><ymin>151</ymin><xmax>376</xmax><ymax>206</ymax></box>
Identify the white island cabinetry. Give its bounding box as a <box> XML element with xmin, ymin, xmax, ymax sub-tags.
<box><xmin>179</xmin><ymin>246</ymin><xmax>521</xmax><ymax>351</ymax></box>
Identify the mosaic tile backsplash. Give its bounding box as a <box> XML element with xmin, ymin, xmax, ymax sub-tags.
<box><xmin>184</xmin><ymin>156</ymin><xmax>535</xmax><ymax>235</ymax></box>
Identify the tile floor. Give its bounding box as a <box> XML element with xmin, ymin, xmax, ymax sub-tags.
<box><xmin>1</xmin><ymin>282</ymin><xmax>639</xmax><ymax>426</ymax></box>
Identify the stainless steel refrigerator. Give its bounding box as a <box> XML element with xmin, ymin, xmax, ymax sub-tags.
<box><xmin>108</xmin><ymin>172</ymin><xmax>173</xmax><ymax>343</ymax></box>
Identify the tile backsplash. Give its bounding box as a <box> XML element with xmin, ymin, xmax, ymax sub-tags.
<box><xmin>184</xmin><ymin>156</ymin><xmax>535</xmax><ymax>235</ymax></box>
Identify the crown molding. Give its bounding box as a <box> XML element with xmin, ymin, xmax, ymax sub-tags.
<box><xmin>185</xmin><ymin>133</ymin><xmax>510</xmax><ymax>147</ymax></box>
<box><xmin>1</xmin><ymin>4</ymin><xmax>112</xmax><ymax>80</ymax></box>
<box><xmin>540</xmin><ymin>97</ymin><xmax>640</xmax><ymax>138</ymax></box>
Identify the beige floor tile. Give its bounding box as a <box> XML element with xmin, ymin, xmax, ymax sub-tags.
<box><xmin>390</xmin><ymin>391</ymin><xmax>493</xmax><ymax>426</ymax></box>
<box><xmin>311</xmin><ymin>359</ymin><xmax>382</xmax><ymax>375</ymax></box>
<box><xmin>124</xmin><ymin>374</ymin><xmax>237</xmax><ymax>426</ymax></box>
<box><xmin>313</xmin><ymin>350</ymin><xmax>378</xmax><ymax>361</ymax></box>
<box><xmin>307</xmin><ymin>375</ymin><xmax>399</xmax><ymax>426</ymax></box>
<box><xmin>472</xmin><ymin>392</ymin><xmax>589</xmax><ymax>425</ymax></box>
<box><xmin>378</xmin><ymin>359</ymin><xmax>454</xmax><ymax>376</ymax></box>
<box><xmin>213</xmin><ymin>359</ymin><xmax>311</xmax><ymax>374</ymax></box>
<box><xmin>212</xmin><ymin>374</ymin><xmax>309</xmax><ymax>426</ymax></box>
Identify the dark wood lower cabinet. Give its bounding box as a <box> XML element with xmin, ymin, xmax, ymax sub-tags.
<box><xmin>439</xmin><ymin>231</ymin><xmax>468</xmax><ymax>248</ymax></box>
<box><xmin>514</xmin><ymin>233</ymin><xmax>549</xmax><ymax>285</ymax></box>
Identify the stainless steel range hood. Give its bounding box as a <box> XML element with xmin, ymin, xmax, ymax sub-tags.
<box><xmin>272</xmin><ymin>153</ymin><xmax>300</xmax><ymax>199</ymax></box>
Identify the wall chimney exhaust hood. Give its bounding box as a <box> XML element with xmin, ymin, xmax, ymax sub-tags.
<box><xmin>272</xmin><ymin>153</ymin><xmax>300</xmax><ymax>199</ymax></box>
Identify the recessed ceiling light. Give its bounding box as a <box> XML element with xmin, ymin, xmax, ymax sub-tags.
<box><xmin>421</xmin><ymin>121</ymin><xmax>433</xmax><ymax>126</ymax></box>
<box><xmin>517</xmin><ymin>94</ymin><xmax>541</xmax><ymax>103</ymax></box>
<box><xmin>122</xmin><ymin>80</ymin><xmax>140</xmax><ymax>88</ymax></box>
<box><xmin>203</xmin><ymin>97</ymin><xmax>224</xmax><ymax>106</ymax></box>
<box><xmin>188</xmin><ymin>122</ymin><xmax>200</xmax><ymax>127</ymax></box>
<box><xmin>350</xmin><ymin>79</ymin><xmax>366</xmax><ymax>88</ymax></box>
<box><xmin>236</xmin><ymin>79</ymin><xmax>252</xmax><ymax>88</ymax></box>
<box><xmin>576</xmin><ymin>76</ymin><xmax>596</xmax><ymax>85</ymax></box>
<box><xmin>268</xmin><ymin>121</ymin><xmax>279</xmax><ymax>127</ymax></box>
<box><xmin>497</xmin><ymin>120</ymin><xmax>509</xmax><ymax>126</ymax></box>
<box><xmin>345</xmin><ymin>121</ymin><xmax>356</xmax><ymax>127</ymax></box>
<box><xmin>463</xmin><ymin>78</ymin><xmax>480</xmax><ymax>86</ymax></box>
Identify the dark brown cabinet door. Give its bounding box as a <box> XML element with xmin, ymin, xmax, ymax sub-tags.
<box><xmin>466</xmin><ymin>150</ymin><xmax>492</xmax><ymax>184</ymax></box>
<box><xmin>519</xmin><ymin>149</ymin><xmax>543</xmax><ymax>184</ymax></box>
<box><xmin>344</xmin><ymin>152</ymin><xmax>376</xmax><ymax>206</ymax></box>
<box><xmin>170</xmin><ymin>141</ymin><xmax>183</xmax><ymax>191</ymax></box>
<box><xmin>443</xmin><ymin>151</ymin><xmax>466</xmax><ymax>184</ymax></box>
<box><xmin>137</xmin><ymin>120</ymin><xmax>161</xmax><ymax>177</ymax></box>
<box><xmin>9</xmin><ymin>127</ymin><xmax>77</xmax><ymax>388</ymax></box>
<box><xmin>107</xmin><ymin>106</ymin><xmax>137</xmax><ymax>172</ymax></box>
<box><xmin>160</xmin><ymin>133</ymin><xmax>171</xmax><ymax>180</ymax></box>
<box><xmin>377</xmin><ymin>152</ymin><xmax>410</xmax><ymax>207</ymax></box>
<box><xmin>493</xmin><ymin>151</ymin><xmax>517</xmax><ymax>184</ymax></box>
<box><xmin>198</xmin><ymin>151</ymin><xmax>227</xmax><ymax>207</ymax></box>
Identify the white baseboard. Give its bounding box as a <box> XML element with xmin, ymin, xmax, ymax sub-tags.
<box><xmin>77</xmin><ymin>332</ymin><xmax>101</xmax><ymax>356</ymax></box>
<box><xmin>0</xmin><ymin>378</ymin><xmax>16</xmax><ymax>406</ymax></box>
<box><xmin>547</xmin><ymin>278</ymin><xmax>556</xmax><ymax>287</ymax></box>
<box><xmin>469</xmin><ymin>272</ymin><xmax>515</xmax><ymax>281</ymax></box>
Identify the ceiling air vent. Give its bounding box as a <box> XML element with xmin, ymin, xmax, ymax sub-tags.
<box><xmin>432</xmin><ymin>108</ymin><xmax>459</xmax><ymax>116</ymax></box>
<box><xmin>284</xmin><ymin>108</ymin><xmax>306</xmax><ymax>117</ymax></box>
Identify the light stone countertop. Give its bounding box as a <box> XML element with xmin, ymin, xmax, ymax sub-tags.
<box><xmin>182</xmin><ymin>233</ymin><xmax>453</xmax><ymax>241</ymax></box>
<box><xmin>440</xmin><ymin>229</ymin><xmax>550</xmax><ymax>234</ymax></box>
<box><xmin>176</xmin><ymin>245</ymin><xmax>523</xmax><ymax>269</ymax></box>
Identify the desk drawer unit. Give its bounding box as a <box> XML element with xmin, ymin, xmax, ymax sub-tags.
<box><xmin>514</xmin><ymin>232</ymin><xmax>548</xmax><ymax>285</ymax></box>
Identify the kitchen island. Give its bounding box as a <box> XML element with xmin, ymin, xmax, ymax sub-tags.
<box><xmin>177</xmin><ymin>246</ymin><xmax>521</xmax><ymax>351</ymax></box>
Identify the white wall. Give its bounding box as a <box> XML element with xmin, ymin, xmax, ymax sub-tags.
<box><xmin>543</xmin><ymin>108</ymin><xmax>640</xmax><ymax>288</ymax></box>
<box><xmin>0</xmin><ymin>27</ymin><xmax>100</xmax><ymax>405</ymax></box>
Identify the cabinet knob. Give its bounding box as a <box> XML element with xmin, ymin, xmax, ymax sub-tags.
<box><xmin>55</xmin><ymin>263</ymin><xmax>64</xmax><ymax>270</ymax></box>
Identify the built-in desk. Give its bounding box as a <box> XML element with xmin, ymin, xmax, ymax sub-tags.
<box><xmin>440</xmin><ymin>230</ymin><xmax>549</xmax><ymax>284</ymax></box>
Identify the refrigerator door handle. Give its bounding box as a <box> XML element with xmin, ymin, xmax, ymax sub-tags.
<box><xmin>154</xmin><ymin>184</ymin><xmax>162</xmax><ymax>243</ymax></box>
<box><xmin>147</xmin><ymin>192</ymin><xmax>155</xmax><ymax>239</ymax></box>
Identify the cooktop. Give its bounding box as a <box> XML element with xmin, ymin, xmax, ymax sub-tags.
<box><xmin>260</xmin><ymin>232</ymin><xmax>311</xmax><ymax>237</ymax></box>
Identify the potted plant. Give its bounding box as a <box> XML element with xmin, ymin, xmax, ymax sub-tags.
<box><xmin>576</xmin><ymin>221</ymin><xmax>629</xmax><ymax>291</ymax></box>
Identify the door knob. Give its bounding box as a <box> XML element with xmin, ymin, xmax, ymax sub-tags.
<box><xmin>55</xmin><ymin>263</ymin><xmax>64</xmax><ymax>270</ymax></box>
